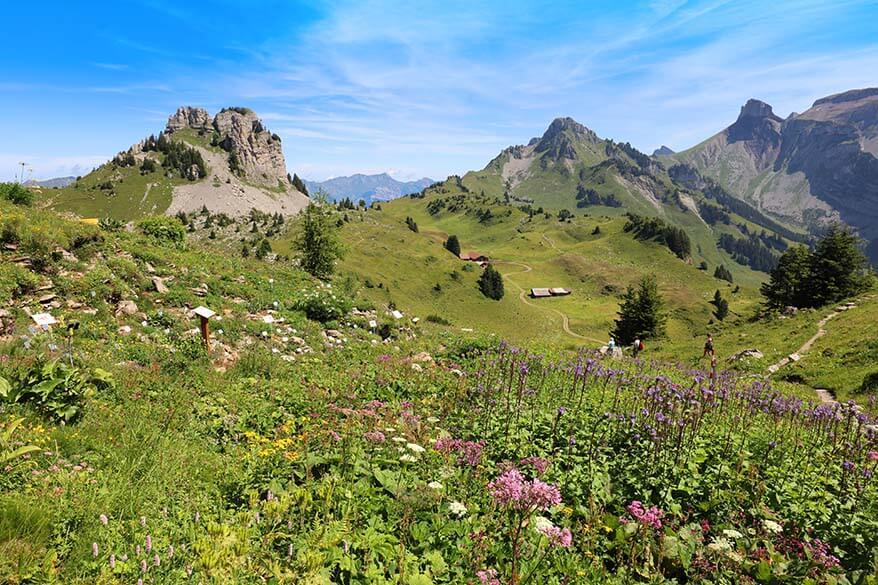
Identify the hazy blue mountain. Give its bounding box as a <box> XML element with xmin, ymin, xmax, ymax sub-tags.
<box><xmin>24</xmin><ymin>176</ymin><xmax>77</xmax><ymax>188</ymax></box>
<box><xmin>305</xmin><ymin>173</ymin><xmax>435</xmax><ymax>204</ymax></box>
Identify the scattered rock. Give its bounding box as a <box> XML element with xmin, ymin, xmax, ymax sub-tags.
<box><xmin>728</xmin><ymin>348</ymin><xmax>764</xmax><ymax>361</ymax></box>
<box><xmin>782</xmin><ymin>306</ymin><xmax>798</xmax><ymax>316</ymax></box>
<box><xmin>152</xmin><ymin>277</ymin><xmax>169</xmax><ymax>294</ymax></box>
<box><xmin>412</xmin><ymin>352</ymin><xmax>434</xmax><ymax>363</ymax></box>
<box><xmin>115</xmin><ymin>300</ymin><xmax>138</xmax><ymax>316</ymax></box>
<box><xmin>118</xmin><ymin>325</ymin><xmax>133</xmax><ymax>336</ymax></box>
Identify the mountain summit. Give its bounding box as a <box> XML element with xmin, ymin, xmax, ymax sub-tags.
<box><xmin>41</xmin><ymin>106</ymin><xmax>309</xmax><ymax>220</ymax></box>
<box><xmin>673</xmin><ymin>88</ymin><xmax>878</xmax><ymax>260</ymax></box>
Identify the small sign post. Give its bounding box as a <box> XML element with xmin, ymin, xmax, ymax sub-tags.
<box><xmin>193</xmin><ymin>306</ymin><xmax>215</xmax><ymax>349</ymax></box>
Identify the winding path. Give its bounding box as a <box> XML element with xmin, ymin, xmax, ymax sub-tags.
<box><xmin>766</xmin><ymin>300</ymin><xmax>864</xmax><ymax>405</ymax></box>
<box><xmin>494</xmin><ymin>260</ymin><xmax>603</xmax><ymax>344</ymax></box>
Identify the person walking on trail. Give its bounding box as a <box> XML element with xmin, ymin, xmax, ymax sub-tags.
<box><xmin>632</xmin><ymin>338</ymin><xmax>643</xmax><ymax>357</ymax></box>
<box><xmin>607</xmin><ymin>337</ymin><xmax>616</xmax><ymax>351</ymax></box>
<box><xmin>703</xmin><ymin>334</ymin><xmax>715</xmax><ymax>358</ymax></box>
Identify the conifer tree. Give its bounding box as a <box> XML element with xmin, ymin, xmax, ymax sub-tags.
<box><xmin>478</xmin><ymin>264</ymin><xmax>505</xmax><ymax>300</ymax></box>
<box><xmin>445</xmin><ymin>235</ymin><xmax>461</xmax><ymax>257</ymax></box>
<box><xmin>612</xmin><ymin>275</ymin><xmax>666</xmax><ymax>345</ymax></box>
<box><xmin>294</xmin><ymin>194</ymin><xmax>344</xmax><ymax>278</ymax></box>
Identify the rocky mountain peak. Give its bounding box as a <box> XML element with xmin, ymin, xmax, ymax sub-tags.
<box><xmin>652</xmin><ymin>145</ymin><xmax>675</xmax><ymax>156</ymax></box>
<box><xmin>212</xmin><ymin>108</ymin><xmax>288</xmax><ymax>188</ymax></box>
<box><xmin>165</xmin><ymin>106</ymin><xmax>212</xmax><ymax>133</ymax></box>
<box><xmin>535</xmin><ymin>117</ymin><xmax>598</xmax><ymax>160</ymax></box>
<box><xmin>737</xmin><ymin>99</ymin><xmax>782</xmax><ymax>122</ymax></box>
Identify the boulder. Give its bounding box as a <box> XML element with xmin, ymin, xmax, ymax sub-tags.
<box><xmin>152</xmin><ymin>277</ymin><xmax>169</xmax><ymax>294</ymax></box>
<box><xmin>728</xmin><ymin>349</ymin><xmax>764</xmax><ymax>361</ymax></box>
<box><xmin>115</xmin><ymin>300</ymin><xmax>138</xmax><ymax>317</ymax></box>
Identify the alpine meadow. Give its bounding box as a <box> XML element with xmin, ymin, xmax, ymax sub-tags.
<box><xmin>2</xmin><ymin>2</ymin><xmax>878</xmax><ymax>584</ymax></box>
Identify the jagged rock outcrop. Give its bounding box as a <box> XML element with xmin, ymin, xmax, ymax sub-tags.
<box><xmin>673</xmin><ymin>88</ymin><xmax>878</xmax><ymax>261</ymax></box>
<box><xmin>212</xmin><ymin>108</ymin><xmax>288</xmax><ymax>187</ymax></box>
<box><xmin>652</xmin><ymin>145</ymin><xmax>675</xmax><ymax>157</ymax></box>
<box><xmin>165</xmin><ymin>106</ymin><xmax>290</xmax><ymax>188</ymax></box>
<box><xmin>166</xmin><ymin>107</ymin><xmax>212</xmax><ymax>133</ymax></box>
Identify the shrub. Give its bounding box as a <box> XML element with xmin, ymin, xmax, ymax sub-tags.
<box><xmin>137</xmin><ymin>216</ymin><xmax>186</xmax><ymax>245</ymax></box>
<box><xmin>0</xmin><ymin>182</ymin><xmax>33</xmax><ymax>206</ymax></box>
<box><xmin>426</xmin><ymin>314</ymin><xmax>451</xmax><ymax>326</ymax></box>
<box><xmin>294</xmin><ymin>287</ymin><xmax>352</xmax><ymax>323</ymax></box>
<box><xmin>861</xmin><ymin>372</ymin><xmax>878</xmax><ymax>393</ymax></box>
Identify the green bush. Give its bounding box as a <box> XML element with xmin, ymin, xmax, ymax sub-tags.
<box><xmin>861</xmin><ymin>371</ymin><xmax>878</xmax><ymax>393</ymax></box>
<box><xmin>137</xmin><ymin>216</ymin><xmax>186</xmax><ymax>244</ymax></box>
<box><xmin>294</xmin><ymin>287</ymin><xmax>352</xmax><ymax>323</ymax></box>
<box><xmin>0</xmin><ymin>183</ymin><xmax>33</xmax><ymax>206</ymax></box>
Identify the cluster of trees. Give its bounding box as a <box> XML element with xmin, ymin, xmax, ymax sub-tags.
<box><xmin>0</xmin><ymin>183</ymin><xmax>33</xmax><ymax>206</ymax></box>
<box><xmin>761</xmin><ymin>226</ymin><xmax>870</xmax><ymax>309</ymax></box>
<box><xmin>713</xmin><ymin>264</ymin><xmax>734</xmax><ymax>283</ymax></box>
<box><xmin>575</xmin><ymin>185</ymin><xmax>621</xmax><ymax>208</ymax></box>
<box><xmin>405</xmin><ymin>216</ymin><xmax>418</xmax><ymax>232</ymax></box>
<box><xmin>623</xmin><ymin>214</ymin><xmax>691</xmax><ymax>259</ymax></box>
<box><xmin>717</xmin><ymin>233</ymin><xmax>777</xmax><ymax>273</ymax></box>
<box><xmin>696</xmin><ymin>200</ymin><xmax>731</xmax><ymax>225</ymax></box>
<box><xmin>141</xmin><ymin>134</ymin><xmax>207</xmax><ymax>180</ymax></box>
<box><xmin>289</xmin><ymin>173</ymin><xmax>309</xmax><ymax>196</ymax></box>
<box><xmin>444</xmin><ymin>235</ymin><xmax>461</xmax><ymax>257</ymax></box>
<box><xmin>112</xmin><ymin>152</ymin><xmax>137</xmax><ymax>168</ymax></box>
<box><xmin>612</xmin><ymin>275</ymin><xmax>666</xmax><ymax>345</ymax></box>
<box><xmin>478</xmin><ymin>264</ymin><xmax>505</xmax><ymax>300</ymax></box>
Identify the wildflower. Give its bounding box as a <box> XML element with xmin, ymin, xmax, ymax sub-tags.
<box><xmin>140</xmin><ymin>516</ymin><xmax>147</xmax><ymax>527</ymax></box>
<box><xmin>141</xmin><ymin>559</ymin><xmax>147</xmax><ymax>573</ymax></box>
<box><xmin>533</xmin><ymin>516</ymin><xmax>554</xmax><ymax>532</ymax></box>
<box><xmin>145</xmin><ymin>534</ymin><xmax>152</xmax><ymax>552</ymax></box>
<box><xmin>92</xmin><ymin>542</ymin><xmax>99</xmax><ymax>557</ymax></box>
<box><xmin>807</xmin><ymin>539</ymin><xmax>840</xmax><ymax>569</ymax></box>
<box><xmin>762</xmin><ymin>519</ymin><xmax>783</xmax><ymax>533</ymax></box>
<box><xmin>842</xmin><ymin>460</ymin><xmax>855</xmax><ymax>471</ymax></box>
<box><xmin>392</xmin><ymin>436</ymin><xmax>407</xmax><ymax>443</ymax></box>
<box><xmin>109</xmin><ymin>554</ymin><xmax>116</xmax><ymax>569</ymax></box>
<box><xmin>624</xmin><ymin>501</ymin><xmax>664</xmax><ymax>530</ymax></box>
<box><xmin>722</xmin><ymin>529</ymin><xmax>744</xmax><ymax>539</ymax></box>
<box><xmin>520</xmin><ymin>456</ymin><xmax>550</xmax><ymax>475</ymax></box>
<box><xmin>364</xmin><ymin>431</ymin><xmax>386</xmax><ymax>443</ymax></box>
<box><xmin>426</xmin><ymin>416</ymin><xmax>440</xmax><ymax>423</ymax></box>
<box><xmin>406</xmin><ymin>442</ymin><xmax>426</xmax><ymax>453</ymax></box>
<box><xmin>449</xmin><ymin>501</ymin><xmax>468</xmax><ymax>518</ymax></box>
<box><xmin>476</xmin><ymin>568</ymin><xmax>501</xmax><ymax>585</ymax></box>
<box><xmin>168</xmin><ymin>545</ymin><xmax>174</xmax><ymax>558</ymax></box>
<box><xmin>186</xmin><ymin>565</ymin><xmax>193</xmax><ymax>576</ymax></box>
<box><xmin>399</xmin><ymin>454</ymin><xmax>417</xmax><ymax>463</ymax></box>
<box><xmin>427</xmin><ymin>481</ymin><xmax>444</xmax><ymax>490</ymax></box>
<box><xmin>489</xmin><ymin>468</ymin><xmax>562</xmax><ymax>511</ymax></box>
<box><xmin>868</xmin><ymin>451</ymin><xmax>878</xmax><ymax>462</ymax></box>
<box><xmin>384</xmin><ymin>427</ymin><xmax>397</xmax><ymax>432</ymax></box>
<box><xmin>329</xmin><ymin>430</ymin><xmax>342</xmax><ymax>442</ymax></box>
<box><xmin>99</xmin><ymin>514</ymin><xmax>108</xmax><ymax>526</ymax></box>
<box><xmin>540</xmin><ymin>525</ymin><xmax>573</xmax><ymax>548</ymax></box>
<box><xmin>154</xmin><ymin>554</ymin><xmax>161</xmax><ymax>566</ymax></box>
<box><xmin>707</xmin><ymin>537</ymin><xmax>732</xmax><ymax>552</ymax></box>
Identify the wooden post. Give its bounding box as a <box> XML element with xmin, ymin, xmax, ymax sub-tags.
<box><xmin>199</xmin><ymin>316</ymin><xmax>210</xmax><ymax>349</ymax></box>
<box><xmin>193</xmin><ymin>306</ymin><xmax>216</xmax><ymax>351</ymax></box>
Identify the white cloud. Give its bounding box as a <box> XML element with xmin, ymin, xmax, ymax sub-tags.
<box><xmin>0</xmin><ymin>154</ymin><xmax>109</xmax><ymax>183</ymax></box>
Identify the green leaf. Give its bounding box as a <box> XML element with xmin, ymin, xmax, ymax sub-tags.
<box><xmin>0</xmin><ymin>376</ymin><xmax>10</xmax><ymax>399</ymax></box>
<box><xmin>1</xmin><ymin>444</ymin><xmax>41</xmax><ymax>464</ymax></box>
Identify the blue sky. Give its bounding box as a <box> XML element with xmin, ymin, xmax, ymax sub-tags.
<box><xmin>2</xmin><ymin>0</ymin><xmax>877</xmax><ymax>182</ymax></box>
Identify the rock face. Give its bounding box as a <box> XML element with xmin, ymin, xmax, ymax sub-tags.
<box><xmin>534</xmin><ymin>117</ymin><xmax>600</xmax><ymax>161</ymax></box>
<box><xmin>212</xmin><ymin>108</ymin><xmax>288</xmax><ymax>188</ymax></box>
<box><xmin>674</xmin><ymin>88</ymin><xmax>878</xmax><ymax>261</ymax></box>
<box><xmin>165</xmin><ymin>106</ymin><xmax>290</xmax><ymax>189</ymax></box>
<box><xmin>166</xmin><ymin>107</ymin><xmax>212</xmax><ymax>132</ymax></box>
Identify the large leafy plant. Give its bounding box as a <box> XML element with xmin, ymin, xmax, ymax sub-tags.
<box><xmin>0</xmin><ymin>359</ymin><xmax>114</xmax><ymax>423</ymax></box>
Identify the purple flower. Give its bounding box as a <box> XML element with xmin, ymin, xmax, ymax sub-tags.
<box><xmin>539</xmin><ymin>525</ymin><xmax>573</xmax><ymax>548</ymax></box>
<box><xmin>109</xmin><ymin>554</ymin><xmax>116</xmax><ymax>569</ymax></box>
<box><xmin>364</xmin><ymin>430</ymin><xmax>386</xmax><ymax>443</ymax></box>
<box><xmin>145</xmin><ymin>534</ymin><xmax>152</xmax><ymax>552</ymax></box>
<box><xmin>99</xmin><ymin>514</ymin><xmax>108</xmax><ymax>526</ymax></box>
<box><xmin>476</xmin><ymin>568</ymin><xmax>500</xmax><ymax>585</ymax></box>
<box><xmin>92</xmin><ymin>542</ymin><xmax>99</xmax><ymax>558</ymax></box>
<box><xmin>489</xmin><ymin>468</ymin><xmax>562</xmax><ymax>511</ymax></box>
<box><xmin>624</xmin><ymin>500</ymin><xmax>664</xmax><ymax>530</ymax></box>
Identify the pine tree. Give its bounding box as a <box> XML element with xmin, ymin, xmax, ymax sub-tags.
<box><xmin>405</xmin><ymin>216</ymin><xmax>419</xmax><ymax>232</ymax></box>
<box><xmin>255</xmin><ymin>238</ymin><xmax>272</xmax><ymax>259</ymax></box>
<box><xmin>760</xmin><ymin>245</ymin><xmax>812</xmax><ymax>309</ymax></box>
<box><xmin>445</xmin><ymin>235</ymin><xmax>461</xmax><ymax>257</ymax></box>
<box><xmin>611</xmin><ymin>275</ymin><xmax>666</xmax><ymax>345</ymax></box>
<box><xmin>294</xmin><ymin>197</ymin><xmax>344</xmax><ymax>278</ymax></box>
<box><xmin>712</xmin><ymin>290</ymin><xmax>729</xmax><ymax>321</ymax></box>
<box><xmin>809</xmin><ymin>225</ymin><xmax>868</xmax><ymax>306</ymax></box>
<box><xmin>478</xmin><ymin>264</ymin><xmax>505</xmax><ymax>300</ymax></box>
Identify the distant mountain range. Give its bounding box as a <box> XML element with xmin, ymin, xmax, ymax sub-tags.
<box><xmin>24</xmin><ymin>176</ymin><xmax>76</xmax><ymax>188</ymax></box>
<box><xmin>304</xmin><ymin>173</ymin><xmax>435</xmax><ymax>204</ymax></box>
<box><xmin>666</xmin><ymin>88</ymin><xmax>878</xmax><ymax>260</ymax></box>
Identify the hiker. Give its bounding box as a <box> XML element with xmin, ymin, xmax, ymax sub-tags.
<box><xmin>703</xmin><ymin>334</ymin><xmax>714</xmax><ymax>358</ymax></box>
<box><xmin>607</xmin><ymin>337</ymin><xmax>616</xmax><ymax>351</ymax></box>
<box><xmin>632</xmin><ymin>338</ymin><xmax>643</xmax><ymax>357</ymax></box>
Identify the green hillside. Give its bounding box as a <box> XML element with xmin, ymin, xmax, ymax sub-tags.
<box><xmin>2</xmin><ymin>197</ymin><xmax>877</xmax><ymax>584</ymax></box>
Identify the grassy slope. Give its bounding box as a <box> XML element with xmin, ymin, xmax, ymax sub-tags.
<box><xmin>307</xmin><ymin>193</ymin><xmax>768</xmax><ymax>353</ymax></box>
